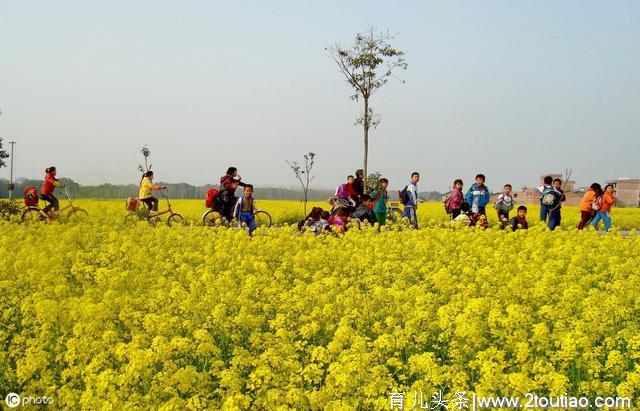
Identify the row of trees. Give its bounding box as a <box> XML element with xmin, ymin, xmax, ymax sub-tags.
<box><xmin>0</xmin><ymin>178</ymin><xmax>344</xmax><ymax>201</ymax></box>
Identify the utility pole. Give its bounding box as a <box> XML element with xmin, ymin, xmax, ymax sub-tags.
<box><xmin>8</xmin><ymin>141</ymin><xmax>15</xmax><ymax>200</ymax></box>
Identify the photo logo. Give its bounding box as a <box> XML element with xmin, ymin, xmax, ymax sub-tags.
<box><xmin>5</xmin><ymin>392</ymin><xmax>20</xmax><ymax>408</ymax></box>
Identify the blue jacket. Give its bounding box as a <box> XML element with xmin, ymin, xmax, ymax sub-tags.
<box><xmin>465</xmin><ymin>183</ymin><xmax>491</xmax><ymax>208</ymax></box>
<box><xmin>233</xmin><ymin>195</ymin><xmax>255</xmax><ymax>219</ymax></box>
<box><xmin>405</xmin><ymin>182</ymin><xmax>418</xmax><ymax>207</ymax></box>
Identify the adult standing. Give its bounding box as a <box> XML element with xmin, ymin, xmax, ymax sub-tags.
<box><xmin>353</xmin><ymin>169</ymin><xmax>365</xmax><ymax>198</ymax></box>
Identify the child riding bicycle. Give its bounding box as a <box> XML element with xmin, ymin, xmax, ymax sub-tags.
<box><xmin>139</xmin><ymin>171</ymin><xmax>166</xmax><ymax>214</ymax></box>
<box><xmin>40</xmin><ymin>166</ymin><xmax>66</xmax><ymax>216</ymax></box>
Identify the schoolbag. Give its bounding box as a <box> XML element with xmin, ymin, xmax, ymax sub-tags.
<box><xmin>495</xmin><ymin>194</ymin><xmax>515</xmax><ymax>212</ymax></box>
<box><xmin>205</xmin><ymin>188</ymin><xmax>219</xmax><ymax>208</ymax></box>
<box><xmin>592</xmin><ymin>196</ymin><xmax>602</xmax><ymax>211</ymax></box>
<box><xmin>24</xmin><ymin>186</ymin><xmax>39</xmax><ymax>207</ymax></box>
<box><xmin>540</xmin><ymin>186</ymin><xmax>561</xmax><ymax>207</ymax></box>
<box><xmin>126</xmin><ymin>197</ymin><xmax>139</xmax><ymax>211</ymax></box>
<box><xmin>399</xmin><ymin>185</ymin><xmax>408</xmax><ymax>204</ymax></box>
<box><xmin>443</xmin><ymin>194</ymin><xmax>452</xmax><ymax>214</ymax></box>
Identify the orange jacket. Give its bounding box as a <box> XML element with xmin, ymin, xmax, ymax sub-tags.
<box><xmin>598</xmin><ymin>191</ymin><xmax>616</xmax><ymax>212</ymax></box>
<box><xmin>579</xmin><ymin>189</ymin><xmax>597</xmax><ymax>212</ymax></box>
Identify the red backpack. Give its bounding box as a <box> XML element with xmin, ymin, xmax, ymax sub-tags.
<box><xmin>126</xmin><ymin>197</ymin><xmax>139</xmax><ymax>211</ymax></box>
<box><xmin>205</xmin><ymin>188</ymin><xmax>219</xmax><ymax>208</ymax></box>
<box><xmin>24</xmin><ymin>186</ymin><xmax>39</xmax><ymax>207</ymax></box>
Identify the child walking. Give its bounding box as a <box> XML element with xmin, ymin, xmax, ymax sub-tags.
<box><xmin>495</xmin><ymin>184</ymin><xmax>516</xmax><ymax>223</ymax></box>
<box><xmin>401</xmin><ymin>172</ymin><xmax>420</xmax><ymax>229</ymax></box>
<box><xmin>373</xmin><ymin>178</ymin><xmax>389</xmax><ymax>225</ymax></box>
<box><xmin>538</xmin><ymin>175</ymin><xmax>563</xmax><ymax>230</ymax></box>
<box><xmin>233</xmin><ymin>185</ymin><xmax>257</xmax><ymax>234</ymax></box>
<box><xmin>548</xmin><ymin>178</ymin><xmax>566</xmax><ymax>230</ymax></box>
<box><xmin>577</xmin><ymin>183</ymin><xmax>602</xmax><ymax>230</ymax></box>
<box><xmin>591</xmin><ymin>184</ymin><xmax>616</xmax><ymax>231</ymax></box>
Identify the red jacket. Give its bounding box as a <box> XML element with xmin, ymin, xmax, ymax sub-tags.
<box><xmin>445</xmin><ymin>188</ymin><xmax>464</xmax><ymax>209</ymax></box>
<box><xmin>41</xmin><ymin>173</ymin><xmax>58</xmax><ymax>196</ymax></box>
<box><xmin>345</xmin><ymin>183</ymin><xmax>358</xmax><ymax>198</ymax></box>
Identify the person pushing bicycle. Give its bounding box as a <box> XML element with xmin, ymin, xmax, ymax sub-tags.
<box><xmin>41</xmin><ymin>166</ymin><xmax>65</xmax><ymax>217</ymax></box>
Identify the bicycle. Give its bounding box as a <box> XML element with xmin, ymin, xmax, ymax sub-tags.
<box><xmin>21</xmin><ymin>187</ymin><xmax>88</xmax><ymax>224</ymax></box>
<box><xmin>125</xmin><ymin>188</ymin><xmax>185</xmax><ymax>227</ymax></box>
<box><xmin>386</xmin><ymin>201</ymin><xmax>403</xmax><ymax>223</ymax></box>
<box><xmin>349</xmin><ymin>201</ymin><xmax>403</xmax><ymax>226</ymax></box>
<box><xmin>201</xmin><ymin>202</ymin><xmax>272</xmax><ymax>229</ymax></box>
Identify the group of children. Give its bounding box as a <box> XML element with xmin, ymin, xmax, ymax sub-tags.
<box><xmin>443</xmin><ymin>174</ymin><xmax>529</xmax><ymax>231</ymax></box>
<box><xmin>316</xmin><ymin>171</ymin><xmax>618</xmax><ymax>233</ymax></box>
<box><xmin>32</xmin><ymin>166</ymin><xmax>617</xmax><ymax>233</ymax></box>
<box><xmin>577</xmin><ymin>182</ymin><xmax>617</xmax><ymax>231</ymax></box>
<box><xmin>445</xmin><ymin>174</ymin><xmax>617</xmax><ymax>231</ymax></box>
<box><xmin>214</xmin><ymin>167</ymin><xmax>257</xmax><ymax>232</ymax></box>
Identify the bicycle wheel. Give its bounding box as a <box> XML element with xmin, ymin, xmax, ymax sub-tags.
<box><xmin>67</xmin><ymin>208</ymin><xmax>89</xmax><ymax>223</ymax></box>
<box><xmin>253</xmin><ymin>210</ymin><xmax>272</xmax><ymax>228</ymax></box>
<box><xmin>388</xmin><ymin>207</ymin><xmax>403</xmax><ymax>223</ymax></box>
<box><xmin>125</xmin><ymin>212</ymin><xmax>144</xmax><ymax>224</ymax></box>
<box><xmin>167</xmin><ymin>213</ymin><xmax>185</xmax><ymax>227</ymax></box>
<box><xmin>22</xmin><ymin>208</ymin><xmax>46</xmax><ymax>225</ymax></box>
<box><xmin>202</xmin><ymin>209</ymin><xmax>223</xmax><ymax>226</ymax></box>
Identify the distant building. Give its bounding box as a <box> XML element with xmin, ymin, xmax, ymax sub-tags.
<box><xmin>608</xmin><ymin>178</ymin><xmax>640</xmax><ymax>207</ymax></box>
<box><xmin>493</xmin><ymin>173</ymin><xmax>583</xmax><ymax>206</ymax></box>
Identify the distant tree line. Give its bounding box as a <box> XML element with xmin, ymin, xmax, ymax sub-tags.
<box><xmin>0</xmin><ymin>178</ymin><xmax>443</xmax><ymax>202</ymax></box>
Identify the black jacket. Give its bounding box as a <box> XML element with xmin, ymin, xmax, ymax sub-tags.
<box><xmin>352</xmin><ymin>204</ymin><xmax>375</xmax><ymax>224</ymax></box>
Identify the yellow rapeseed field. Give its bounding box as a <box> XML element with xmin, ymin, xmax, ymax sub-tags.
<box><xmin>1</xmin><ymin>199</ymin><xmax>639</xmax><ymax>409</ymax></box>
<box><xmin>9</xmin><ymin>198</ymin><xmax>634</xmax><ymax>230</ymax></box>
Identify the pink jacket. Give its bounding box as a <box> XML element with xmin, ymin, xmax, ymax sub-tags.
<box><xmin>446</xmin><ymin>188</ymin><xmax>464</xmax><ymax>209</ymax></box>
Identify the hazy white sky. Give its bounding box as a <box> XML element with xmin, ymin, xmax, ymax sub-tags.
<box><xmin>1</xmin><ymin>0</ymin><xmax>638</xmax><ymax>192</ymax></box>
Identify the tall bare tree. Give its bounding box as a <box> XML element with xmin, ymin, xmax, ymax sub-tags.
<box><xmin>328</xmin><ymin>26</ymin><xmax>407</xmax><ymax>185</ymax></box>
<box><xmin>286</xmin><ymin>152</ymin><xmax>316</xmax><ymax>217</ymax></box>
<box><xmin>138</xmin><ymin>145</ymin><xmax>152</xmax><ymax>173</ymax></box>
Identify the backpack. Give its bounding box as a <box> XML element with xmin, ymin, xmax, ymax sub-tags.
<box><xmin>336</xmin><ymin>184</ymin><xmax>349</xmax><ymax>199</ymax></box>
<box><xmin>205</xmin><ymin>188</ymin><xmax>219</xmax><ymax>208</ymax></box>
<box><xmin>443</xmin><ymin>194</ymin><xmax>452</xmax><ymax>214</ymax></box>
<box><xmin>495</xmin><ymin>194</ymin><xmax>515</xmax><ymax>212</ymax></box>
<box><xmin>126</xmin><ymin>197</ymin><xmax>139</xmax><ymax>211</ymax></box>
<box><xmin>592</xmin><ymin>196</ymin><xmax>602</xmax><ymax>211</ymax></box>
<box><xmin>540</xmin><ymin>186</ymin><xmax>561</xmax><ymax>207</ymax></box>
<box><xmin>399</xmin><ymin>185</ymin><xmax>408</xmax><ymax>205</ymax></box>
<box><xmin>24</xmin><ymin>186</ymin><xmax>39</xmax><ymax>207</ymax></box>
